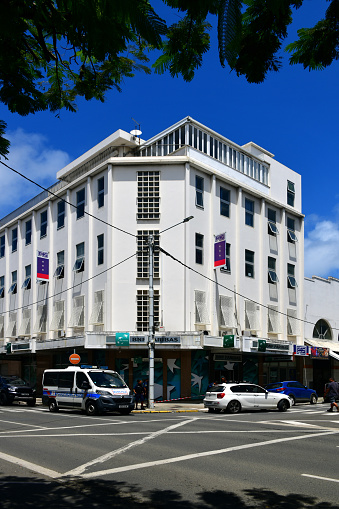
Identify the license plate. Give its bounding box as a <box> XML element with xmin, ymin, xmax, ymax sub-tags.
<box><xmin>22</xmin><ymin>393</ymin><xmax>30</xmax><ymax>396</ymax></box>
<box><xmin>119</xmin><ymin>405</ymin><xmax>128</xmax><ymax>409</ymax></box>
<box><xmin>205</xmin><ymin>401</ymin><xmax>213</xmax><ymax>406</ymax></box>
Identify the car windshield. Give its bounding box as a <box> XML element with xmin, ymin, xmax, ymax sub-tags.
<box><xmin>87</xmin><ymin>371</ymin><xmax>127</xmax><ymax>388</ymax></box>
<box><xmin>3</xmin><ymin>376</ymin><xmax>28</xmax><ymax>386</ymax></box>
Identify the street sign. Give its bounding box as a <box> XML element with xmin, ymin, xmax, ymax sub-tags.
<box><xmin>258</xmin><ymin>339</ymin><xmax>267</xmax><ymax>352</ymax></box>
<box><xmin>214</xmin><ymin>233</ymin><xmax>226</xmax><ymax>268</ymax></box>
<box><xmin>69</xmin><ymin>353</ymin><xmax>81</xmax><ymax>364</ymax></box>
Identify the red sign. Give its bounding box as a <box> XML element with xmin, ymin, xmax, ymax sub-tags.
<box><xmin>69</xmin><ymin>354</ymin><xmax>81</xmax><ymax>365</ymax></box>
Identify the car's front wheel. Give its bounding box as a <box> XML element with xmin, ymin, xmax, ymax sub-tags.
<box><xmin>227</xmin><ymin>400</ymin><xmax>241</xmax><ymax>414</ymax></box>
<box><xmin>0</xmin><ymin>392</ymin><xmax>8</xmax><ymax>405</ymax></box>
<box><xmin>278</xmin><ymin>399</ymin><xmax>289</xmax><ymax>412</ymax></box>
<box><xmin>310</xmin><ymin>394</ymin><xmax>317</xmax><ymax>405</ymax></box>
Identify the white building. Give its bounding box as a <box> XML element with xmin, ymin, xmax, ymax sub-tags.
<box><xmin>0</xmin><ymin>117</ymin><xmax>305</xmax><ymax>398</ymax></box>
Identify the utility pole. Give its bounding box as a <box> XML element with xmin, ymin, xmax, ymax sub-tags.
<box><xmin>148</xmin><ymin>233</ymin><xmax>155</xmax><ymax>409</ymax></box>
<box><xmin>147</xmin><ymin>216</ymin><xmax>194</xmax><ymax>409</ymax></box>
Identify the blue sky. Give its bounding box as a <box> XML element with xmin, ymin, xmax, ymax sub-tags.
<box><xmin>0</xmin><ymin>0</ymin><xmax>338</xmax><ymax>279</ymax></box>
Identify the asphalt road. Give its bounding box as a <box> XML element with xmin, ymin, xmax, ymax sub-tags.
<box><xmin>0</xmin><ymin>403</ymin><xmax>338</xmax><ymax>508</ymax></box>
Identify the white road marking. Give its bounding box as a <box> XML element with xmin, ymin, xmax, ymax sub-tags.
<box><xmin>63</xmin><ymin>417</ymin><xmax>199</xmax><ymax>477</ymax></box>
<box><xmin>0</xmin><ymin>451</ymin><xmax>60</xmax><ymax>479</ymax></box>
<box><xmin>77</xmin><ymin>430</ymin><xmax>339</xmax><ymax>479</ymax></box>
<box><xmin>0</xmin><ymin>429</ymin><xmax>328</xmax><ymax>438</ymax></box>
<box><xmin>277</xmin><ymin>420</ymin><xmax>324</xmax><ymax>428</ymax></box>
<box><xmin>0</xmin><ymin>418</ymin><xmax>48</xmax><ymax>430</ymax></box>
<box><xmin>302</xmin><ymin>474</ymin><xmax>339</xmax><ymax>483</ymax></box>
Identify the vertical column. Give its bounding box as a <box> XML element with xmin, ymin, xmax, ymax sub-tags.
<box><xmin>106</xmin><ymin>164</ymin><xmax>113</xmax><ymax>332</ymax></box>
<box><xmin>66</xmin><ymin>189</ymin><xmax>72</xmax><ymax>335</ymax></box>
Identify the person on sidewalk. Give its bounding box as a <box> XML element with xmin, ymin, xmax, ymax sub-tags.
<box><xmin>324</xmin><ymin>377</ymin><xmax>339</xmax><ymax>412</ymax></box>
<box><xmin>134</xmin><ymin>379</ymin><xmax>146</xmax><ymax>410</ymax></box>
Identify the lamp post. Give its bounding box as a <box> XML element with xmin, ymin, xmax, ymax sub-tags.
<box><xmin>147</xmin><ymin>216</ymin><xmax>194</xmax><ymax>409</ymax></box>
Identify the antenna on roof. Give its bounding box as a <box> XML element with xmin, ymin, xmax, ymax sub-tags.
<box><xmin>130</xmin><ymin>118</ymin><xmax>142</xmax><ymax>143</ymax></box>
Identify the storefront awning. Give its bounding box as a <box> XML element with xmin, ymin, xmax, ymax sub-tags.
<box><xmin>305</xmin><ymin>338</ymin><xmax>339</xmax><ymax>360</ymax></box>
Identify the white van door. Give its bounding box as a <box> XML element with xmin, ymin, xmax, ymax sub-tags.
<box><xmin>74</xmin><ymin>371</ymin><xmax>90</xmax><ymax>408</ymax></box>
<box><xmin>57</xmin><ymin>371</ymin><xmax>76</xmax><ymax>408</ymax></box>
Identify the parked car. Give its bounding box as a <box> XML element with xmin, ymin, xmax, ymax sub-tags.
<box><xmin>265</xmin><ymin>381</ymin><xmax>317</xmax><ymax>405</ymax></box>
<box><xmin>203</xmin><ymin>382</ymin><xmax>291</xmax><ymax>414</ymax></box>
<box><xmin>0</xmin><ymin>375</ymin><xmax>36</xmax><ymax>406</ymax></box>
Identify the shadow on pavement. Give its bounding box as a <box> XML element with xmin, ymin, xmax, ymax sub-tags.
<box><xmin>0</xmin><ymin>477</ymin><xmax>338</xmax><ymax>509</ymax></box>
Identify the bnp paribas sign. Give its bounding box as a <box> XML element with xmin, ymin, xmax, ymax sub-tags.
<box><xmin>223</xmin><ymin>335</ymin><xmax>235</xmax><ymax>348</ymax></box>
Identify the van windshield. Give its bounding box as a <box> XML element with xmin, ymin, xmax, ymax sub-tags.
<box><xmin>88</xmin><ymin>371</ymin><xmax>127</xmax><ymax>388</ymax></box>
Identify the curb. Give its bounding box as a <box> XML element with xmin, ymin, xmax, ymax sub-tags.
<box><xmin>132</xmin><ymin>409</ymin><xmax>201</xmax><ymax>414</ymax></box>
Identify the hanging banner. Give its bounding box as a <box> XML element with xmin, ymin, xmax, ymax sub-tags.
<box><xmin>214</xmin><ymin>233</ymin><xmax>226</xmax><ymax>268</ymax></box>
<box><xmin>37</xmin><ymin>250</ymin><xmax>49</xmax><ymax>282</ymax></box>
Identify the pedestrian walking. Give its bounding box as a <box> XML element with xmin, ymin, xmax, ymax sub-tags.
<box><xmin>324</xmin><ymin>377</ymin><xmax>339</xmax><ymax>412</ymax></box>
<box><xmin>134</xmin><ymin>379</ymin><xmax>146</xmax><ymax>410</ymax></box>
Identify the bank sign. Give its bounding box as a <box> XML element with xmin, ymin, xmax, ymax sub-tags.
<box><xmin>37</xmin><ymin>251</ymin><xmax>49</xmax><ymax>282</ymax></box>
<box><xmin>214</xmin><ymin>233</ymin><xmax>226</xmax><ymax>268</ymax></box>
<box><xmin>115</xmin><ymin>335</ymin><xmax>181</xmax><ymax>345</ymax></box>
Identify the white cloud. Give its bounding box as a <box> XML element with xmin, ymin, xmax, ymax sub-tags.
<box><xmin>304</xmin><ymin>219</ymin><xmax>339</xmax><ymax>278</ymax></box>
<box><xmin>0</xmin><ymin>128</ymin><xmax>70</xmax><ymax>218</ymax></box>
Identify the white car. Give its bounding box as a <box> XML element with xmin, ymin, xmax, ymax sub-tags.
<box><xmin>203</xmin><ymin>382</ymin><xmax>291</xmax><ymax>414</ymax></box>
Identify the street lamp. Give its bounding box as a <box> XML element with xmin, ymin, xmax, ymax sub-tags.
<box><xmin>147</xmin><ymin>216</ymin><xmax>194</xmax><ymax>409</ymax></box>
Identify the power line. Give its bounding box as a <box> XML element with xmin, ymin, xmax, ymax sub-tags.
<box><xmin>159</xmin><ymin>246</ymin><xmax>338</xmax><ymax>334</ymax></box>
<box><xmin>0</xmin><ymin>160</ymin><xmax>136</xmax><ymax>238</ymax></box>
<box><xmin>2</xmin><ymin>252</ymin><xmax>137</xmax><ymax>316</ymax></box>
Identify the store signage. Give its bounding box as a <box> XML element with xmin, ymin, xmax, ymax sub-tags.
<box><xmin>310</xmin><ymin>347</ymin><xmax>329</xmax><ymax>359</ymax></box>
<box><xmin>155</xmin><ymin>336</ymin><xmax>180</xmax><ymax>344</ymax></box>
<box><xmin>116</xmin><ymin>333</ymin><xmax>130</xmax><ymax>346</ymax></box>
<box><xmin>37</xmin><ymin>250</ymin><xmax>49</xmax><ymax>282</ymax></box>
<box><xmin>294</xmin><ymin>345</ymin><xmax>309</xmax><ymax>356</ymax></box>
<box><xmin>223</xmin><ymin>335</ymin><xmax>235</xmax><ymax>348</ymax></box>
<box><xmin>258</xmin><ymin>339</ymin><xmax>267</xmax><ymax>352</ymax></box>
<box><xmin>214</xmin><ymin>233</ymin><xmax>226</xmax><ymax>268</ymax></box>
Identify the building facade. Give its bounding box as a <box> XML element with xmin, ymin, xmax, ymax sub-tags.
<box><xmin>0</xmin><ymin>117</ymin><xmax>306</xmax><ymax>399</ymax></box>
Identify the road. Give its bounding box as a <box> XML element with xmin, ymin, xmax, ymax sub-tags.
<box><xmin>0</xmin><ymin>403</ymin><xmax>338</xmax><ymax>508</ymax></box>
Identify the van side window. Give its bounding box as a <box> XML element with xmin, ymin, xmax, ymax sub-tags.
<box><xmin>43</xmin><ymin>372</ymin><xmax>58</xmax><ymax>386</ymax></box>
<box><xmin>58</xmin><ymin>372</ymin><xmax>74</xmax><ymax>389</ymax></box>
<box><xmin>76</xmin><ymin>372</ymin><xmax>89</xmax><ymax>388</ymax></box>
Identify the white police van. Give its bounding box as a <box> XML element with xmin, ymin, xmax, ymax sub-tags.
<box><xmin>42</xmin><ymin>366</ymin><xmax>134</xmax><ymax>416</ymax></box>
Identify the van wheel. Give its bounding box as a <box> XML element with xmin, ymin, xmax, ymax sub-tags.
<box><xmin>86</xmin><ymin>401</ymin><xmax>97</xmax><ymax>416</ymax></box>
<box><xmin>49</xmin><ymin>399</ymin><xmax>58</xmax><ymax>412</ymax></box>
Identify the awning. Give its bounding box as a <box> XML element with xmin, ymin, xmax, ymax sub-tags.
<box><xmin>305</xmin><ymin>338</ymin><xmax>339</xmax><ymax>360</ymax></box>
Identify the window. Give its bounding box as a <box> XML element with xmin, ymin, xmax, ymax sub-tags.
<box><xmin>22</xmin><ymin>265</ymin><xmax>31</xmax><ymax>290</ymax></box>
<box><xmin>220</xmin><ymin>187</ymin><xmax>230</xmax><ymax>217</ymax></box>
<box><xmin>287</xmin><ymin>309</ymin><xmax>298</xmax><ymax>335</ymax></box>
<box><xmin>245</xmin><ymin>250</ymin><xmax>254</xmax><ymax>278</ymax></box>
<box><xmin>69</xmin><ymin>296</ymin><xmax>84</xmax><ymax>328</ymax></box>
<box><xmin>195</xmin><ymin>233</ymin><xmax>204</xmax><ymax>264</ymax></box>
<box><xmin>54</xmin><ymin>250</ymin><xmax>64</xmax><ymax>279</ymax></box>
<box><xmin>50</xmin><ymin>300</ymin><xmax>65</xmax><ymax>330</ymax></box>
<box><xmin>0</xmin><ymin>276</ymin><xmax>4</xmax><ymax>298</ymax></box>
<box><xmin>40</xmin><ymin>210</ymin><xmax>47</xmax><ymax>238</ymax></box>
<box><xmin>97</xmin><ymin>234</ymin><xmax>104</xmax><ymax>265</ymax></box>
<box><xmin>136</xmin><ymin>289</ymin><xmax>159</xmax><ymax>332</ymax></box>
<box><xmin>76</xmin><ymin>188</ymin><xmax>85</xmax><ymax>219</ymax></box>
<box><xmin>137</xmin><ymin>171</ymin><xmax>160</xmax><ymax>219</ymax></box>
<box><xmin>287</xmin><ymin>181</ymin><xmax>295</xmax><ymax>207</ymax></box>
<box><xmin>245</xmin><ymin>198</ymin><xmax>254</xmax><ymax>227</ymax></box>
<box><xmin>73</xmin><ymin>242</ymin><xmax>84</xmax><ymax>272</ymax></box>
<box><xmin>267</xmin><ymin>208</ymin><xmax>279</xmax><ymax>235</ymax></box>
<box><xmin>312</xmin><ymin>319</ymin><xmax>332</xmax><ymax>340</ymax></box>
<box><xmin>287</xmin><ymin>264</ymin><xmax>297</xmax><ymax>288</ymax></box>
<box><xmin>219</xmin><ymin>295</ymin><xmax>234</xmax><ymax>327</ymax></box>
<box><xmin>0</xmin><ymin>235</ymin><xmax>4</xmax><ymax>258</ymax></box>
<box><xmin>137</xmin><ymin>231</ymin><xmax>159</xmax><ymax>278</ymax></box>
<box><xmin>25</xmin><ymin>220</ymin><xmax>32</xmax><ymax>245</ymax></box>
<box><xmin>195</xmin><ymin>175</ymin><xmax>204</xmax><ymax>208</ymax></box>
<box><xmin>90</xmin><ymin>290</ymin><xmax>104</xmax><ymax>325</ymax></box>
<box><xmin>9</xmin><ymin>270</ymin><xmax>17</xmax><ymax>294</ymax></box>
<box><xmin>97</xmin><ymin>177</ymin><xmax>105</xmax><ymax>208</ymax></box>
<box><xmin>268</xmin><ymin>257</ymin><xmax>278</xmax><ymax>284</ymax></box>
<box><xmin>12</xmin><ymin>228</ymin><xmax>18</xmax><ymax>252</ymax></box>
<box><xmin>195</xmin><ymin>290</ymin><xmax>210</xmax><ymax>324</ymax></box>
<box><xmin>220</xmin><ymin>243</ymin><xmax>231</xmax><ymax>273</ymax></box>
<box><xmin>57</xmin><ymin>201</ymin><xmax>65</xmax><ymax>229</ymax></box>
<box><xmin>268</xmin><ymin>305</ymin><xmax>280</xmax><ymax>333</ymax></box>
<box><xmin>287</xmin><ymin>217</ymin><xmax>298</xmax><ymax>243</ymax></box>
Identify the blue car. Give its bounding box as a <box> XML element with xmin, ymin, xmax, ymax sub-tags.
<box><xmin>265</xmin><ymin>381</ymin><xmax>318</xmax><ymax>406</ymax></box>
